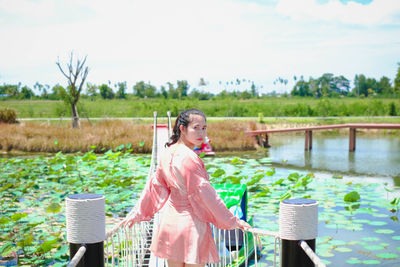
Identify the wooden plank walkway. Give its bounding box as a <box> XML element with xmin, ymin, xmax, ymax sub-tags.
<box><xmin>244</xmin><ymin>123</ymin><xmax>400</xmax><ymax>151</ymax></box>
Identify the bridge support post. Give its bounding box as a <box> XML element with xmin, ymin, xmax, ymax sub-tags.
<box><xmin>66</xmin><ymin>194</ymin><xmax>105</xmax><ymax>267</ymax></box>
<box><xmin>280</xmin><ymin>199</ymin><xmax>318</xmax><ymax>267</ymax></box>
<box><xmin>349</xmin><ymin>128</ymin><xmax>356</xmax><ymax>151</ymax></box>
<box><xmin>264</xmin><ymin>134</ymin><xmax>270</xmax><ymax>148</ymax></box>
<box><xmin>305</xmin><ymin>131</ymin><xmax>312</xmax><ymax>151</ymax></box>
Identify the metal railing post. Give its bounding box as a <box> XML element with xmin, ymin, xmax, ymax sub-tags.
<box><xmin>66</xmin><ymin>194</ymin><xmax>105</xmax><ymax>267</ymax></box>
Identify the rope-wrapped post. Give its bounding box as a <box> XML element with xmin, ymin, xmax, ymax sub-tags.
<box><xmin>66</xmin><ymin>194</ymin><xmax>105</xmax><ymax>267</ymax></box>
<box><xmin>279</xmin><ymin>199</ymin><xmax>318</xmax><ymax>267</ymax></box>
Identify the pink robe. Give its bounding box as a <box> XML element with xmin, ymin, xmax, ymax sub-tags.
<box><xmin>127</xmin><ymin>144</ymin><xmax>240</xmax><ymax>264</ymax></box>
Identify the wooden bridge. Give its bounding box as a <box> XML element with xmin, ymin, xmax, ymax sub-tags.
<box><xmin>244</xmin><ymin>123</ymin><xmax>400</xmax><ymax>151</ymax></box>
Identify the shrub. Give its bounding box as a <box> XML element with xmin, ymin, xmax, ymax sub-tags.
<box><xmin>0</xmin><ymin>108</ymin><xmax>17</xmax><ymax>123</ymax></box>
<box><xmin>388</xmin><ymin>102</ymin><xmax>397</xmax><ymax>116</ymax></box>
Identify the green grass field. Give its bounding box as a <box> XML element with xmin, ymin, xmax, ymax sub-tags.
<box><xmin>1</xmin><ymin>97</ymin><xmax>399</xmax><ymax>118</ymax></box>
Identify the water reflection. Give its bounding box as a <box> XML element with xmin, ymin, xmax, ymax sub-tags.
<box><xmin>266</xmin><ymin>135</ymin><xmax>400</xmax><ymax>177</ymax></box>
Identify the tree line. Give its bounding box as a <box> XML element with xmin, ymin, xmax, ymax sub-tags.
<box><xmin>1</xmin><ymin>64</ymin><xmax>400</xmax><ymax>101</ymax></box>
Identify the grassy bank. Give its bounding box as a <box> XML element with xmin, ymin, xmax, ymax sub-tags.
<box><xmin>1</xmin><ymin>118</ymin><xmax>399</xmax><ymax>154</ymax></box>
<box><xmin>0</xmin><ymin>120</ymin><xmax>257</xmax><ymax>153</ymax></box>
<box><xmin>1</xmin><ymin>97</ymin><xmax>399</xmax><ymax>118</ymax></box>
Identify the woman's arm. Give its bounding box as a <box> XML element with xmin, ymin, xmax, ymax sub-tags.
<box><xmin>184</xmin><ymin>156</ymin><xmax>250</xmax><ymax>230</ymax></box>
<box><xmin>122</xmin><ymin>165</ymin><xmax>170</xmax><ymax>227</ymax></box>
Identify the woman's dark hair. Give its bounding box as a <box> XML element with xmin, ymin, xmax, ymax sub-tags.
<box><xmin>165</xmin><ymin>109</ymin><xmax>206</xmax><ymax>147</ymax></box>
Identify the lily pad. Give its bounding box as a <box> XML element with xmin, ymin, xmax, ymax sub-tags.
<box><xmin>376</xmin><ymin>252</ymin><xmax>398</xmax><ymax>259</ymax></box>
<box><xmin>362</xmin><ymin>260</ymin><xmax>381</xmax><ymax>264</ymax></box>
<box><xmin>318</xmin><ymin>251</ymin><xmax>335</xmax><ymax>257</ymax></box>
<box><xmin>334</xmin><ymin>247</ymin><xmax>352</xmax><ymax>253</ymax></box>
<box><xmin>372</xmin><ymin>213</ymin><xmax>389</xmax><ymax>218</ymax></box>
<box><xmin>367</xmin><ymin>221</ymin><xmax>387</xmax><ymax>226</ymax></box>
<box><xmin>344</xmin><ymin>191</ymin><xmax>360</xmax><ymax>202</ymax></box>
<box><xmin>346</xmin><ymin>258</ymin><xmax>362</xmax><ymax>264</ymax></box>
<box><xmin>46</xmin><ymin>203</ymin><xmax>61</xmax><ymax>213</ymax></box>
<box><xmin>374</xmin><ymin>229</ymin><xmax>395</xmax><ymax>234</ymax></box>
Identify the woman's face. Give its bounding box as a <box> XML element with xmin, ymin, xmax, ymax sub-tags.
<box><xmin>180</xmin><ymin>114</ymin><xmax>207</xmax><ymax>149</ymax></box>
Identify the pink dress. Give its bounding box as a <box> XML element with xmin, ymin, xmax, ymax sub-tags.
<box><xmin>127</xmin><ymin>144</ymin><xmax>240</xmax><ymax>264</ymax></box>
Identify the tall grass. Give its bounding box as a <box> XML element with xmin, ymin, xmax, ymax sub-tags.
<box><xmin>1</xmin><ymin>98</ymin><xmax>399</xmax><ymax>118</ymax></box>
<box><xmin>0</xmin><ymin>120</ymin><xmax>153</xmax><ymax>153</ymax></box>
<box><xmin>0</xmin><ymin>120</ymin><xmax>260</xmax><ymax>153</ymax></box>
<box><xmin>1</xmin><ymin>118</ymin><xmax>398</xmax><ymax>153</ymax></box>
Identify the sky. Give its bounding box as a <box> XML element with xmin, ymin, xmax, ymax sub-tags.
<box><xmin>0</xmin><ymin>0</ymin><xmax>399</xmax><ymax>94</ymax></box>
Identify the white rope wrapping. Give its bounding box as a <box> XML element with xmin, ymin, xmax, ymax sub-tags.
<box><xmin>279</xmin><ymin>200</ymin><xmax>318</xmax><ymax>240</ymax></box>
<box><xmin>66</xmin><ymin>195</ymin><xmax>105</xmax><ymax>243</ymax></box>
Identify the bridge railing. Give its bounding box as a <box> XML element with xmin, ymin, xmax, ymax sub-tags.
<box><xmin>67</xmin><ymin>198</ymin><xmax>326</xmax><ymax>267</ymax></box>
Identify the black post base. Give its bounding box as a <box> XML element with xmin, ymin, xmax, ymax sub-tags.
<box><xmin>70</xmin><ymin>242</ymin><xmax>104</xmax><ymax>267</ymax></box>
<box><xmin>281</xmin><ymin>239</ymin><xmax>315</xmax><ymax>267</ymax></box>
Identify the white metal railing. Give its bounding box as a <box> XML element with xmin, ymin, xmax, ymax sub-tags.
<box><xmin>105</xmin><ymin>221</ymin><xmax>153</xmax><ymax>267</ymax></box>
<box><xmin>299</xmin><ymin>240</ymin><xmax>326</xmax><ymax>267</ymax></box>
<box><xmin>67</xmin><ymin>245</ymin><xmax>87</xmax><ymax>267</ymax></box>
<box><xmin>103</xmin><ymin>111</ymin><xmax>163</xmax><ymax>266</ymax></box>
<box><xmin>209</xmin><ymin>226</ymin><xmax>280</xmax><ymax>267</ymax></box>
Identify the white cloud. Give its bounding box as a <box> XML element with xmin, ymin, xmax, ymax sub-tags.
<box><xmin>275</xmin><ymin>0</ymin><xmax>400</xmax><ymax>25</ymax></box>
<box><xmin>0</xmin><ymin>0</ymin><xmax>56</xmax><ymax>19</ymax></box>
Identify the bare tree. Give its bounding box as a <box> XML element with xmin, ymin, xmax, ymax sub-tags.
<box><xmin>56</xmin><ymin>53</ymin><xmax>89</xmax><ymax>128</ymax></box>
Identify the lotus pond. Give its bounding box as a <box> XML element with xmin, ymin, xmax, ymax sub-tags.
<box><xmin>0</xmin><ymin>150</ymin><xmax>399</xmax><ymax>266</ymax></box>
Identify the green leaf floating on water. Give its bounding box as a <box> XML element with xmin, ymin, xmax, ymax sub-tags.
<box><xmin>230</xmin><ymin>157</ymin><xmax>244</xmax><ymax>165</ymax></box>
<box><xmin>344</xmin><ymin>191</ymin><xmax>360</xmax><ymax>202</ymax></box>
<box><xmin>390</xmin><ymin>197</ymin><xmax>399</xmax><ymax>206</ymax></box>
<box><xmin>392</xmin><ymin>236</ymin><xmax>400</xmax><ymax>240</ymax></box>
<box><xmin>367</xmin><ymin>221</ymin><xmax>387</xmax><ymax>226</ymax></box>
<box><xmin>211</xmin><ymin>168</ymin><xmax>225</xmax><ymax>178</ymax></box>
<box><xmin>116</xmin><ymin>144</ymin><xmax>125</xmax><ymax>151</ymax></box>
<box><xmin>0</xmin><ymin>241</ymin><xmax>18</xmax><ymax>256</ymax></box>
<box><xmin>362</xmin><ymin>260</ymin><xmax>380</xmax><ymax>265</ymax></box>
<box><xmin>265</xmin><ymin>168</ymin><xmax>275</xmax><ymax>176</ymax></box>
<box><xmin>280</xmin><ymin>191</ymin><xmax>292</xmax><ymax>201</ymax></box>
<box><xmin>11</xmin><ymin>212</ymin><xmax>28</xmax><ymax>221</ymax></box>
<box><xmin>46</xmin><ymin>203</ymin><xmax>61</xmax><ymax>213</ymax></box>
<box><xmin>273</xmin><ymin>178</ymin><xmax>284</xmax><ymax>186</ymax></box>
<box><xmin>36</xmin><ymin>238</ymin><xmax>58</xmax><ymax>253</ymax></box>
<box><xmin>346</xmin><ymin>258</ymin><xmax>362</xmax><ymax>264</ymax></box>
<box><xmin>376</xmin><ymin>252</ymin><xmax>398</xmax><ymax>259</ymax></box>
<box><xmin>374</xmin><ymin>229</ymin><xmax>395</xmax><ymax>234</ymax></box>
<box><xmin>246</xmin><ymin>174</ymin><xmax>265</xmax><ymax>186</ymax></box>
<box><xmin>287</xmin><ymin>172</ymin><xmax>301</xmax><ymax>182</ymax></box>
<box><xmin>334</xmin><ymin>247</ymin><xmax>352</xmax><ymax>252</ymax></box>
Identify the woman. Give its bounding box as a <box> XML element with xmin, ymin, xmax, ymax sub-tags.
<box><xmin>122</xmin><ymin>109</ymin><xmax>251</xmax><ymax>267</ymax></box>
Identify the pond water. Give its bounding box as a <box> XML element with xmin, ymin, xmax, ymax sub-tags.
<box><xmin>202</xmin><ymin>155</ymin><xmax>400</xmax><ymax>266</ymax></box>
<box><xmin>210</xmin><ymin>134</ymin><xmax>400</xmax><ymax>266</ymax></box>
<box><xmin>0</xmin><ymin>136</ymin><xmax>399</xmax><ymax>266</ymax></box>
<box><xmin>265</xmin><ymin>134</ymin><xmax>400</xmax><ymax>179</ymax></box>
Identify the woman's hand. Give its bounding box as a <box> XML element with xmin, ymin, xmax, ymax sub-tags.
<box><xmin>237</xmin><ymin>220</ymin><xmax>252</xmax><ymax>231</ymax></box>
<box><xmin>119</xmin><ymin>215</ymin><xmax>136</xmax><ymax>228</ymax></box>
